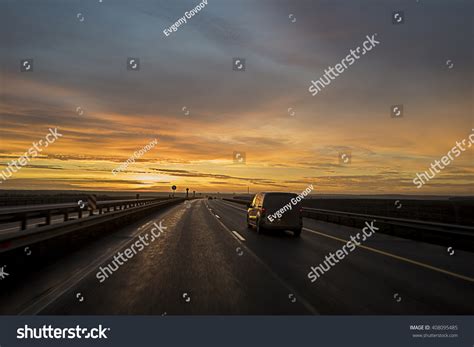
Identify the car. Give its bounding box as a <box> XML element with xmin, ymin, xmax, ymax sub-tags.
<box><xmin>246</xmin><ymin>192</ymin><xmax>303</xmax><ymax>237</ymax></box>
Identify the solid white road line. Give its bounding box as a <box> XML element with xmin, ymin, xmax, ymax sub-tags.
<box><xmin>231</xmin><ymin>230</ymin><xmax>246</xmax><ymax>241</ymax></box>
<box><xmin>217</xmin><ymin>200</ymin><xmax>474</xmax><ymax>283</ymax></box>
<box><xmin>303</xmin><ymin>227</ymin><xmax>474</xmax><ymax>283</ymax></box>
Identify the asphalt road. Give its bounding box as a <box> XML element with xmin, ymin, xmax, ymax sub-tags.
<box><xmin>1</xmin><ymin>199</ymin><xmax>473</xmax><ymax>315</ymax></box>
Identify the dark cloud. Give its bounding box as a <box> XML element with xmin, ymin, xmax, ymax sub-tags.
<box><xmin>152</xmin><ymin>167</ymin><xmax>279</xmax><ymax>186</ymax></box>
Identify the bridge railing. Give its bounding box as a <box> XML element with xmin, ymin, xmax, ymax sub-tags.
<box><xmin>0</xmin><ymin>198</ymin><xmax>184</xmax><ymax>272</ymax></box>
<box><xmin>0</xmin><ymin>198</ymin><xmax>167</xmax><ymax>231</ymax></box>
<box><xmin>222</xmin><ymin>198</ymin><xmax>474</xmax><ymax>239</ymax></box>
<box><xmin>301</xmin><ymin>207</ymin><xmax>474</xmax><ymax>237</ymax></box>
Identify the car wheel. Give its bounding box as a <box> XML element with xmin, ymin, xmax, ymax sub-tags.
<box><xmin>293</xmin><ymin>228</ymin><xmax>302</xmax><ymax>237</ymax></box>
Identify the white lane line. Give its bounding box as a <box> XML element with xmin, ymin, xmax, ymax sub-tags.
<box><xmin>215</xmin><ymin>214</ymin><xmax>220</xmax><ymax>219</ymax></box>
<box><xmin>204</xmin><ymin>205</ymin><xmax>318</xmax><ymax>314</ymax></box>
<box><xmin>218</xmin><ymin>200</ymin><xmax>474</xmax><ymax>283</ymax></box>
<box><xmin>303</xmin><ymin>227</ymin><xmax>474</xmax><ymax>283</ymax></box>
<box><xmin>232</xmin><ymin>230</ymin><xmax>246</xmax><ymax>241</ymax></box>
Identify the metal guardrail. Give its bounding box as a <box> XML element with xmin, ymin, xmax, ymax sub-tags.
<box><xmin>223</xmin><ymin>198</ymin><xmax>474</xmax><ymax>237</ymax></box>
<box><xmin>0</xmin><ymin>198</ymin><xmax>167</xmax><ymax>231</ymax></box>
<box><xmin>302</xmin><ymin>207</ymin><xmax>474</xmax><ymax>237</ymax></box>
<box><xmin>0</xmin><ymin>198</ymin><xmax>183</xmax><ymax>256</ymax></box>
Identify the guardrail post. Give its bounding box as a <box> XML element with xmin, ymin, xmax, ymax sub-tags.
<box><xmin>78</xmin><ymin>209</ymin><xmax>83</xmax><ymax>218</ymax></box>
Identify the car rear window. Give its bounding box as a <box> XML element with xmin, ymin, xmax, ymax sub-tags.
<box><xmin>263</xmin><ymin>194</ymin><xmax>297</xmax><ymax>208</ymax></box>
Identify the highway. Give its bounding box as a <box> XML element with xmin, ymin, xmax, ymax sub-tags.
<box><xmin>1</xmin><ymin>198</ymin><xmax>473</xmax><ymax>315</ymax></box>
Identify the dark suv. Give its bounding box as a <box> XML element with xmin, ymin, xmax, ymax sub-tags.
<box><xmin>246</xmin><ymin>192</ymin><xmax>302</xmax><ymax>237</ymax></box>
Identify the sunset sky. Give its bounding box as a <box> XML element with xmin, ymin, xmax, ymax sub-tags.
<box><xmin>0</xmin><ymin>0</ymin><xmax>472</xmax><ymax>194</ymax></box>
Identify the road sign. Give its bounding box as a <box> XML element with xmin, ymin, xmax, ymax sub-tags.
<box><xmin>172</xmin><ymin>185</ymin><xmax>177</xmax><ymax>191</ymax></box>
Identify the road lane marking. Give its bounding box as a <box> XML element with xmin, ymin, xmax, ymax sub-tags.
<box><xmin>204</xmin><ymin>204</ymin><xmax>318</xmax><ymax>314</ymax></box>
<box><xmin>215</xmin><ymin>214</ymin><xmax>220</xmax><ymax>219</ymax></box>
<box><xmin>303</xmin><ymin>227</ymin><xmax>474</xmax><ymax>283</ymax></box>
<box><xmin>232</xmin><ymin>230</ymin><xmax>246</xmax><ymax>241</ymax></box>
<box><xmin>216</xmin><ymin>200</ymin><xmax>474</xmax><ymax>283</ymax></box>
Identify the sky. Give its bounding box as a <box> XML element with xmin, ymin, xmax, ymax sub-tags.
<box><xmin>0</xmin><ymin>0</ymin><xmax>473</xmax><ymax>194</ymax></box>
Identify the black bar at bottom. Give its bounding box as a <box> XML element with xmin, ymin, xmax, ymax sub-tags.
<box><xmin>0</xmin><ymin>316</ymin><xmax>472</xmax><ymax>347</ymax></box>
